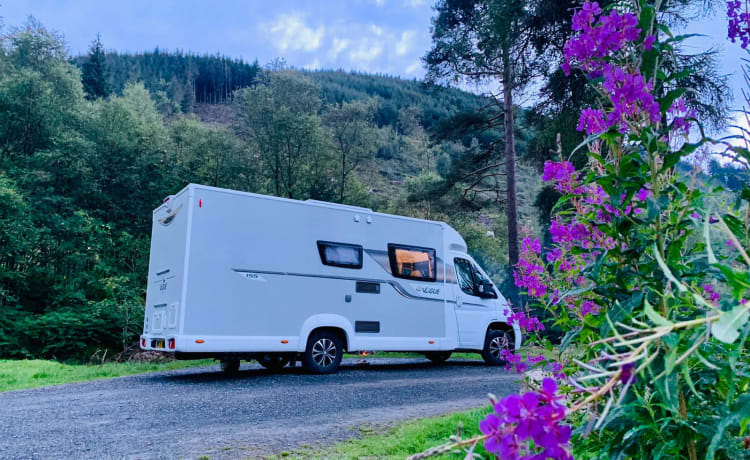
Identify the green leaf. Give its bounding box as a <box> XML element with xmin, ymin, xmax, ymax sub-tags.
<box><xmin>704</xmin><ymin>217</ymin><xmax>717</xmax><ymax>264</ymax></box>
<box><xmin>644</xmin><ymin>297</ymin><xmax>673</xmax><ymax>327</ymax></box>
<box><xmin>706</xmin><ymin>394</ymin><xmax>750</xmax><ymax>459</ymax></box>
<box><xmin>560</xmin><ymin>328</ymin><xmax>580</xmax><ymax>352</ymax></box>
<box><xmin>655</xmin><ymin>372</ymin><xmax>680</xmax><ymax>414</ymax></box>
<box><xmin>654</xmin><ymin>243</ymin><xmax>687</xmax><ymax>293</ymax></box>
<box><xmin>711</xmin><ymin>305</ymin><xmax>750</xmax><ymax>344</ymax></box>
<box><xmin>658</xmin><ymin>88</ymin><xmax>686</xmax><ymax>113</ymax></box>
<box><xmin>680</xmin><ymin>362</ymin><xmax>701</xmax><ymax>400</ymax></box>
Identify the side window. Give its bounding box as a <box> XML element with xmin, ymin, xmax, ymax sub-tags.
<box><xmin>388</xmin><ymin>244</ymin><xmax>436</xmax><ymax>281</ymax></box>
<box><xmin>317</xmin><ymin>241</ymin><xmax>363</xmax><ymax>269</ymax></box>
<box><xmin>454</xmin><ymin>258</ymin><xmax>476</xmax><ymax>296</ymax></box>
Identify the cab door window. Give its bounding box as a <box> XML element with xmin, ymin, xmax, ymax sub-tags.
<box><xmin>454</xmin><ymin>258</ymin><xmax>476</xmax><ymax>296</ymax></box>
<box><xmin>454</xmin><ymin>257</ymin><xmax>497</xmax><ymax>298</ymax></box>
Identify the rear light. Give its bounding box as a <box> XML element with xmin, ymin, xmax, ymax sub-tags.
<box><xmin>141</xmin><ymin>338</ymin><xmax>146</xmax><ymax>347</ymax></box>
<box><xmin>168</xmin><ymin>338</ymin><xmax>175</xmax><ymax>350</ymax></box>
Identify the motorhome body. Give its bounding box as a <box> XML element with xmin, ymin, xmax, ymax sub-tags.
<box><xmin>140</xmin><ymin>184</ymin><xmax>521</xmax><ymax>373</ymax></box>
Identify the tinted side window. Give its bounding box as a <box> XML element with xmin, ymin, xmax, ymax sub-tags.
<box><xmin>454</xmin><ymin>258</ymin><xmax>476</xmax><ymax>295</ymax></box>
<box><xmin>388</xmin><ymin>244</ymin><xmax>436</xmax><ymax>281</ymax></box>
<box><xmin>317</xmin><ymin>241</ymin><xmax>363</xmax><ymax>269</ymax></box>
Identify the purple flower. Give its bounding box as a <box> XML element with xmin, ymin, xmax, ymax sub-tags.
<box><xmin>668</xmin><ymin>98</ymin><xmax>696</xmax><ymax>135</ymax></box>
<box><xmin>577</xmin><ymin>107</ymin><xmax>607</xmax><ymax>134</ymax></box>
<box><xmin>619</xmin><ymin>363</ymin><xmax>637</xmax><ymax>384</ymax></box>
<box><xmin>728</xmin><ymin>0</ymin><xmax>750</xmax><ymax>48</ymax></box>
<box><xmin>643</xmin><ymin>34</ymin><xmax>656</xmax><ymax>50</ymax></box>
<box><xmin>522</xmin><ymin>237</ymin><xmax>542</xmax><ymax>254</ymax></box>
<box><xmin>580</xmin><ymin>300</ymin><xmax>601</xmax><ymax>316</ymax></box>
<box><xmin>508</xmin><ymin>311</ymin><xmax>546</xmax><ymax>332</ymax></box>
<box><xmin>547</xmin><ymin>361</ymin><xmax>566</xmax><ymax>380</ymax></box>
<box><xmin>543</xmin><ymin>161</ymin><xmax>579</xmax><ymax>193</ymax></box>
<box><xmin>481</xmin><ymin>378</ymin><xmax>572</xmax><ymax>459</ymax></box>
<box><xmin>546</xmin><ymin>248</ymin><xmax>562</xmax><ymax>262</ymax></box>
<box><xmin>635</xmin><ymin>187</ymin><xmax>651</xmax><ymax>201</ymax></box>
<box><xmin>701</xmin><ymin>283</ymin><xmax>721</xmax><ymax>304</ymax></box>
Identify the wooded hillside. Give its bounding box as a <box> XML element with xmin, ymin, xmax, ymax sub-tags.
<box><xmin>0</xmin><ymin>23</ymin><xmax>545</xmax><ymax>360</ymax></box>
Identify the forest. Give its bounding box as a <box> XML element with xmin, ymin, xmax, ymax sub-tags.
<box><xmin>0</xmin><ymin>10</ymin><xmax>743</xmax><ymax>361</ymax></box>
<box><xmin>0</xmin><ymin>21</ymin><xmax>533</xmax><ymax>360</ymax></box>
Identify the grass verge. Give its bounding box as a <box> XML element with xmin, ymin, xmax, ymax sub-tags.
<box><xmin>286</xmin><ymin>406</ymin><xmax>492</xmax><ymax>459</ymax></box>
<box><xmin>0</xmin><ymin>359</ymin><xmax>214</xmax><ymax>393</ymax></box>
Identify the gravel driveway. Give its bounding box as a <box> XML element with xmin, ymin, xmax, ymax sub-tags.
<box><xmin>0</xmin><ymin>358</ymin><xmax>520</xmax><ymax>459</ymax></box>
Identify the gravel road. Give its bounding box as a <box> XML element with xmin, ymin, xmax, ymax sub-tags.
<box><xmin>0</xmin><ymin>358</ymin><xmax>520</xmax><ymax>459</ymax></box>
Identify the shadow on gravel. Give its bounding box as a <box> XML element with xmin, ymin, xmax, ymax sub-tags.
<box><xmin>157</xmin><ymin>359</ymin><xmax>493</xmax><ymax>384</ymax></box>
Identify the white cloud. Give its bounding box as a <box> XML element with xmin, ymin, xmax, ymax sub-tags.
<box><xmin>268</xmin><ymin>13</ymin><xmax>325</xmax><ymax>52</ymax></box>
<box><xmin>395</xmin><ymin>30</ymin><xmax>416</xmax><ymax>56</ymax></box>
<box><xmin>373</xmin><ymin>0</ymin><xmax>385</xmax><ymax>6</ymax></box>
<box><xmin>304</xmin><ymin>58</ymin><xmax>321</xmax><ymax>70</ymax></box>
<box><xmin>329</xmin><ymin>37</ymin><xmax>351</xmax><ymax>59</ymax></box>
<box><xmin>349</xmin><ymin>39</ymin><xmax>384</xmax><ymax>64</ymax></box>
<box><xmin>405</xmin><ymin>60</ymin><xmax>422</xmax><ymax>75</ymax></box>
<box><xmin>402</xmin><ymin>0</ymin><xmax>426</xmax><ymax>7</ymax></box>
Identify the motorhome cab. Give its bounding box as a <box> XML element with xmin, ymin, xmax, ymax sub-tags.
<box><xmin>140</xmin><ymin>184</ymin><xmax>521</xmax><ymax>374</ymax></box>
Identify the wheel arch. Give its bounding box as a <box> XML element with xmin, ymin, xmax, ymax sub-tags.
<box><xmin>298</xmin><ymin>314</ymin><xmax>353</xmax><ymax>352</ymax></box>
<box><xmin>485</xmin><ymin>321</ymin><xmax>522</xmax><ymax>350</ymax></box>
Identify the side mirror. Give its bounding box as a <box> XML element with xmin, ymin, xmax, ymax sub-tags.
<box><xmin>477</xmin><ymin>280</ymin><xmax>497</xmax><ymax>298</ymax></box>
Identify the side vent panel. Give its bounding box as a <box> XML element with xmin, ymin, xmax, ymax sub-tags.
<box><xmin>355</xmin><ymin>321</ymin><xmax>380</xmax><ymax>333</ymax></box>
<box><xmin>356</xmin><ymin>281</ymin><xmax>380</xmax><ymax>294</ymax></box>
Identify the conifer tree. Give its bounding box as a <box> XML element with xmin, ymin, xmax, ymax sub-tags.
<box><xmin>81</xmin><ymin>34</ymin><xmax>109</xmax><ymax>100</ymax></box>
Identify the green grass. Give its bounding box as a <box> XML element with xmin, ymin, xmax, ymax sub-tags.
<box><xmin>0</xmin><ymin>359</ymin><xmax>214</xmax><ymax>393</ymax></box>
<box><xmin>288</xmin><ymin>406</ymin><xmax>492</xmax><ymax>459</ymax></box>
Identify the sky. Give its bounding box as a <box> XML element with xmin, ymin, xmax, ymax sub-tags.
<box><xmin>1</xmin><ymin>0</ymin><xmax>434</xmax><ymax>78</ymax></box>
<box><xmin>1</xmin><ymin>1</ymin><xmax>747</xmax><ymax>120</ymax></box>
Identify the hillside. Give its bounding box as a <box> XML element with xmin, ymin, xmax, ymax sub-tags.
<box><xmin>87</xmin><ymin>50</ymin><xmax>541</xmax><ymax>230</ymax></box>
<box><xmin>1</xmin><ymin>28</ymin><xmax>542</xmax><ymax>361</ymax></box>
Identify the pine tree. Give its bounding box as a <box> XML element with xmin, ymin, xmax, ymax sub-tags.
<box><xmin>81</xmin><ymin>34</ymin><xmax>110</xmax><ymax>100</ymax></box>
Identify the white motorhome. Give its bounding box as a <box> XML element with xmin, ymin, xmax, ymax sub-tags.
<box><xmin>140</xmin><ymin>184</ymin><xmax>521</xmax><ymax>374</ymax></box>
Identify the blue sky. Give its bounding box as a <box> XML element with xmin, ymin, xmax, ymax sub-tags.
<box><xmin>1</xmin><ymin>1</ymin><xmax>746</xmax><ymax>117</ymax></box>
<box><xmin>1</xmin><ymin>0</ymin><xmax>434</xmax><ymax>77</ymax></box>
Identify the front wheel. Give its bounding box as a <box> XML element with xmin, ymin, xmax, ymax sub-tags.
<box><xmin>303</xmin><ymin>331</ymin><xmax>344</xmax><ymax>374</ymax></box>
<box><xmin>258</xmin><ymin>353</ymin><xmax>290</xmax><ymax>370</ymax></box>
<box><xmin>424</xmin><ymin>351</ymin><xmax>452</xmax><ymax>363</ymax></box>
<box><xmin>481</xmin><ymin>329</ymin><xmax>513</xmax><ymax>366</ymax></box>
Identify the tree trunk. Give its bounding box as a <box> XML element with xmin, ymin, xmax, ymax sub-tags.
<box><xmin>340</xmin><ymin>152</ymin><xmax>347</xmax><ymax>203</ymax></box>
<box><xmin>502</xmin><ymin>47</ymin><xmax>520</xmax><ymax>307</ymax></box>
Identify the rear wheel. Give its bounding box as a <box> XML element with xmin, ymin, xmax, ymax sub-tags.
<box><xmin>424</xmin><ymin>351</ymin><xmax>452</xmax><ymax>363</ymax></box>
<box><xmin>258</xmin><ymin>353</ymin><xmax>290</xmax><ymax>370</ymax></box>
<box><xmin>303</xmin><ymin>331</ymin><xmax>344</xmax><ymax>374</ymax></box>
<box><xmin>220</xmin><ymin>358</ymin><xmax>240</xmax><ymax>374</ymax></box>
<box><xmin>481</xmin><ymin>329</ymin><xmax>513</xmax><ymax>366</ymax></box>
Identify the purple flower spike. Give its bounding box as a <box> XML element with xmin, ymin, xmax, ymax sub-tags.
<box><xmin>643</xmin><ymin>35</ymin><xmax>656</xmax><ymax>50</ymax></box>
<box><xmin>481</xmin><ymin>377</ymin><xmax>571</xmax><ymax>459</ymax></box>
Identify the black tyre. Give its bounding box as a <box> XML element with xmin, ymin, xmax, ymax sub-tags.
<box><xmin>303</xmin><ymin>330</ymin><xmax>344</xmax><ymax>374</ymax></box>
<box><xmin>481</xmin><ymin>329</ymin><xmax>513</xmax><ymax>366</ymax></box>
<box><xmin>220</xmin><ymin>358</ymin><xmax>240</xmax><ymax>374</ymax></box>
<box><xmin>258</xmin><ymin>353</ymin><xmax>290</xmax><ymax>370</ymax></box>
<box><xmin>424</xmin><ymin>351</ymin><xmax>452</xmax><ymax>363</ymax></box>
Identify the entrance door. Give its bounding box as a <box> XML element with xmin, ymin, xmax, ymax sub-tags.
<box><xmin>452</xmin><ymin>256</ymin><xmax>492</xmax><ymax>348</ymax></box>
